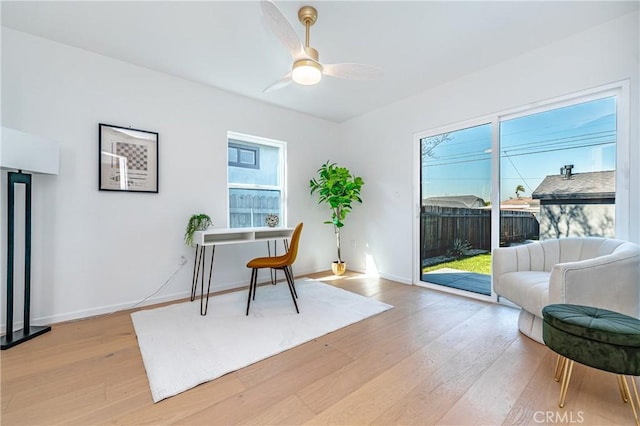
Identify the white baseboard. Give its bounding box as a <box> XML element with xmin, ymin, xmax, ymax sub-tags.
<box><xmin>2</xmin><ymin>266</ymin><xmax>409</xmax><ymax>331</ymax></box>
<box><xmin>339</xmin><ymin>265</ymin><xmax>412</xmax><ymax>285</ymax></box>
<box><xmin>1</xmin><ymin>290</ymin><xmax>193</xmax><ymax>332</ymax></box>
<box><xmin>0</xmin><ymin>267</ymin><xmax>326</xmax><ymax>331</ymax></box>
<box><xmin>378</xmin><ymin>271</ymin><xmax>412</xmax><ymax>285</ymax></box>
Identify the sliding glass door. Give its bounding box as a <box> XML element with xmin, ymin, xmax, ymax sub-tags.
<box><xmin>419</xmin><ymin>123</ymin><xmax>493</xmax><ymax>296</ymax></box>
<box><xmin>416</xmin><ymin>83</ymin><xmax>626</xmax><ymax>298</ymax></box>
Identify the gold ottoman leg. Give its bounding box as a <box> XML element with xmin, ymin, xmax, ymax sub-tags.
<box><xmin>620</xmin><ymin>376</ymin><xmax>640</xmax><ymax>426</ymax></box>
<box><xmin>554</xmin><ymin>355</ymin><xmax>566</xmax><ymax>382</ymax></box>
<box><xmin>618</xmin><ymin>375</ymin><xmax>630</xmax><ymax>403</ymax></box>
<box><xmin>558</xmin><ymin>359</ymin><xmax>575</xmax><ymax>408</ymax></box>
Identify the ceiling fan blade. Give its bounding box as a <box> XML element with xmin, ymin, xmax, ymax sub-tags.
<box><xmin>261</xmin><ymin>0</ymin><xmax>306</xmax><ymax>60</ymax></box>
<box><xmin>263</xmin><ymin>72</ymin><xmax>293</xmax><ymax>93</ymax></box>
<box><xmin>322</xmin><ymin>63</ymin><xmax>384</xmax><ymax>80</ymax></box>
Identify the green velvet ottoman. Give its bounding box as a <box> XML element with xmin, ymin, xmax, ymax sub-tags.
<box><xmin>542</xmin><ymin>304</ymin><xmax>640</xmax><ymax>425</ymax></box>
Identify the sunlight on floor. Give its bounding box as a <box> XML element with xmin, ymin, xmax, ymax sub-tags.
<box><xmin>313</xmin><ymin>254</ymin><xmax>380</xmax><ymax>281</ymax></box>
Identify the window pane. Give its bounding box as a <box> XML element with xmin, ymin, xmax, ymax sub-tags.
<box><xmin>229</xmin><ymin>188</ymin><xmax>281</xmax><ymax>228</ymax></box>
<box><xmin>420</xmin><ymin>123</ymin><xmax>492</xmax><ymax>296</ymax></box>
<box><xmin>500</xmin><ymin>96</ymin><xmax>616</xmax><ymax>243</ymax></box>
<box><xmin>228</xmin><ymin>143</ymin><xmax>279</xmax><ymax>186</ymax></box>
<box><xmin>238</xmin><ymin>149</ymin><xmax>255</xmax><ymax>165</ymax></box>
<box><xmin>228</xmin><ymin>147</ymin><xmax>238</xmax><ymax>163</ymax></box>
<box><xmin>227</xmin><ymin>132</ymin><xmax>285</xmax><ymax>229</ymax></box>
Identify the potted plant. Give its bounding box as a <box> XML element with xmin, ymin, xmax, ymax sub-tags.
<box><xmin>309</xmin><ymin>161</ymin><xmax>364</xmax><ymax>275</ymax></box>
<box><xmin>184</xmin><ymin>213</ymin><xmax>212</xmax><ymax>246</ymax></box>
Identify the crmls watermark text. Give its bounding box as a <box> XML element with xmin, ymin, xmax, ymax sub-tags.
<box><xmin>533</xmin><ymin>410</ymin><xmax>585</xmax><ymax>424</ymax></box>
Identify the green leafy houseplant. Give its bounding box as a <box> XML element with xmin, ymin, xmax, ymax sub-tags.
<box><xmin>309</xmin><ymin>161</ymin><xmax>364</xmax><ymax>264</ymax></box>
<box><xmin>184</xmin><ymin>214</ymin><xmax>212</xmax><ymax>246</ymax></box>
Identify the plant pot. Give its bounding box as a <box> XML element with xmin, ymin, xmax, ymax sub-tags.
<box><xmin>331</xmin><ymin>261</ymin><xmax>346</xmax><ymax>276</ymax></box>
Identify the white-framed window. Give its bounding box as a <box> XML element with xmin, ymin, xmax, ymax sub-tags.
<box><xmin>499</xmin><ymin>93</ymin><xmax>619</xmax><ymax>241</ymax></box>
<box><xmin>227</xmin><ymin>131</ymin><xmax>286</xmax><ymax>228</ymax></box>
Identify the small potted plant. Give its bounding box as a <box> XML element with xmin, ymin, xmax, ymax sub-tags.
<box><xmin>309</xmin><ymin>161</ymin><xmax>364</xmax><ymax>275</ymax></box>
<box><xmin>184</xmin><ymin>213</ymin><xmax>212</xmax><ymax>246</ymax></box>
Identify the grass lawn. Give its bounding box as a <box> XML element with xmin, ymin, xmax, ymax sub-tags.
<box><xmin>423</xmin><ymin>252</ymin><xmax>492</xmax><ymax>275</ymax></box>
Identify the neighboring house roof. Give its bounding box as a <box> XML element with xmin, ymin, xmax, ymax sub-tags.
<box><xmin>499</xmin><ymin>197</ymin><xmax>540</xmax><ymax>213</ymax></box>
<box><xmin>532</xmin><ymin>170</ymin><xmax>615</xmax><ymax>200</ymax></box>
<box><xmin>500</xmin><ymin>197</ymin><xmax>539</xmax><ymax>206</ymax></box>
<box><xmin>423</xmin><ymin>195</ymin><xmax>486</xmax><ymax>208</ymax></box>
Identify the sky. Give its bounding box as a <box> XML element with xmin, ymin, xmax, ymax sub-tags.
<box><xmin>421</xmin><ymin>96</ymin><xmax>616</xmax><ymax>203</ymax></box>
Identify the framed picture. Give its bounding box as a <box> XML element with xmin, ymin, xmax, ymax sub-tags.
<box><xmin>99</xmin><ymin>123</ymin><xmax>158</xmax><ymax>193</ymax></box>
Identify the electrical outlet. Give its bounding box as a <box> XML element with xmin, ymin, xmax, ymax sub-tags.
<box><xmin>180</xmin><ymin>256</ymin><xmax>187</xmax><ymax>265</ymax></box>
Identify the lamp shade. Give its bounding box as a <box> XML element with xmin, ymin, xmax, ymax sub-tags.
<box><xmin>1</xmin><ymin>127</ymin><xmax>59</xmax><ymax>175</ymax></box>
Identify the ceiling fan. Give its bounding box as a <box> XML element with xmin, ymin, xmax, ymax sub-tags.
<box><xmin>261</xmin><ymin>0</ymin><xmax>383</xmax><ymax>92</ymax></box>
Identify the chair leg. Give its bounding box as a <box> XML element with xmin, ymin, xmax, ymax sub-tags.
<box><xmin>558</xmin><ymin>359</ymin><xmax>574</xmax><ymax>408</ymax></box>
<box><xmin>288</xmin><ymin>266</ymin><xmax>298</xmax><ymax>298</ymax></box>
<box><xmin>283</xmin><ymin>267</ymin><xmax>299</xmax><ymax>314</ymax></box>
<box><xmin>246</xmin><ymin>268</ymin><xmax>257</xmax><ymax>316</ymax></box>
<box><xmin>252</xmin><ymin>269</ymin><xmax>258</xmax><ymax>301</ymax></box>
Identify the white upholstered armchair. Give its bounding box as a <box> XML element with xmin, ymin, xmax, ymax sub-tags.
<box><xmin>493</xmin><ymin>237</ymin><xmax>640</xmax><ymax>344</ymax></box>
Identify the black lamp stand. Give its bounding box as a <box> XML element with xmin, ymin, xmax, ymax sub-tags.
<box><xmin>1</xmin><ymin>171</ymin><xmax>51</xmax><ymax>350</ymax></box>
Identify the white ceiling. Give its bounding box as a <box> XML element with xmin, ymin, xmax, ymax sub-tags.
<box><xmin>2</xmin><ymin>1</ymin><xmax>638</xmax><ymax>123</ymax></box>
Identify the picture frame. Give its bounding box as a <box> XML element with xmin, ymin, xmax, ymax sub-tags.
<box><xmin>99</xmin><ymin>123</ymin><xmax>158</xmax><ymax>193</ymax></box>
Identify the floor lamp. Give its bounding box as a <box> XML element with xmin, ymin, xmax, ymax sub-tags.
<box><xmin>1</xmin><ymin>127</ymin><xmax>59</xmax><ymax>350</ymax></box>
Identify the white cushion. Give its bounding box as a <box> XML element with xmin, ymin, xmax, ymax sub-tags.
<box><xmin>496</xmin><ymin>271</ymin><xmax>550</xmax><ymax>317</ymax></box>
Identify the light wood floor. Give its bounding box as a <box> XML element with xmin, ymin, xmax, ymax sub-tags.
<box><xmin>1</xmin><ymin>271</ymin><xmax>636</xmax><ymax>425</ymax></box>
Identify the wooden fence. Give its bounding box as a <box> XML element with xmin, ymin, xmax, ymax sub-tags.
<box><xmin>229</xmin><ymin>193</ymin><xmax>279</xmax><ymax>228</ymax></box>
<box><xmin>421</xmin><ymin>206</ymin><xmax>539</xmax><ymax>258</ymax></box>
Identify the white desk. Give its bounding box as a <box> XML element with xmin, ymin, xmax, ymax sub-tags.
<box><xmin>190</xmin><ymin>227</ymin><xmax>294</xmax><ymax>315</ymax></box>
<box><xmin>192</xmin><ymin>227</ymin><xmax>294</xmax><ymax>246</ymax></box>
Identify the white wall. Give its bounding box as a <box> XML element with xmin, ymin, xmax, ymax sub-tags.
<box><xmin>1</xmin><ymin>28</ymin><xmax>340</xmax><ymax>326</ymax></box>
<box><xmin>2</xmin><ymin>10</ymin><xmax>639</xmax><ymax>326</ymax></box>
<box><xmin>340</xmin><ymin>11</ymin><xmax>640</xmax><ymax>284</ymax></box>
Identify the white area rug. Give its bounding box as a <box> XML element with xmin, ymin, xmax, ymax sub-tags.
<box><xmin>131</xmin><ymin>278</ymin><xmax>393</xmax><ymax>402</ymax></box>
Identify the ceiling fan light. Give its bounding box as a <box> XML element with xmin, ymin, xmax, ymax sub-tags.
<box><xmin>292</xmin><ymin>60</ymin><xmax>322</xmax><ymax>86</ymax></box>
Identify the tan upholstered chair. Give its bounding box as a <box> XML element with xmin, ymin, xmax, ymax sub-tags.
<box><xmin>493</xmin><ymin>237</ymin><xmax>640</xmax><ymax>344</ymax></box>
<box><xmin>245</xmin><ymin>223</ymin><xmax>303</xmax><ymax>315</ymax></box>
